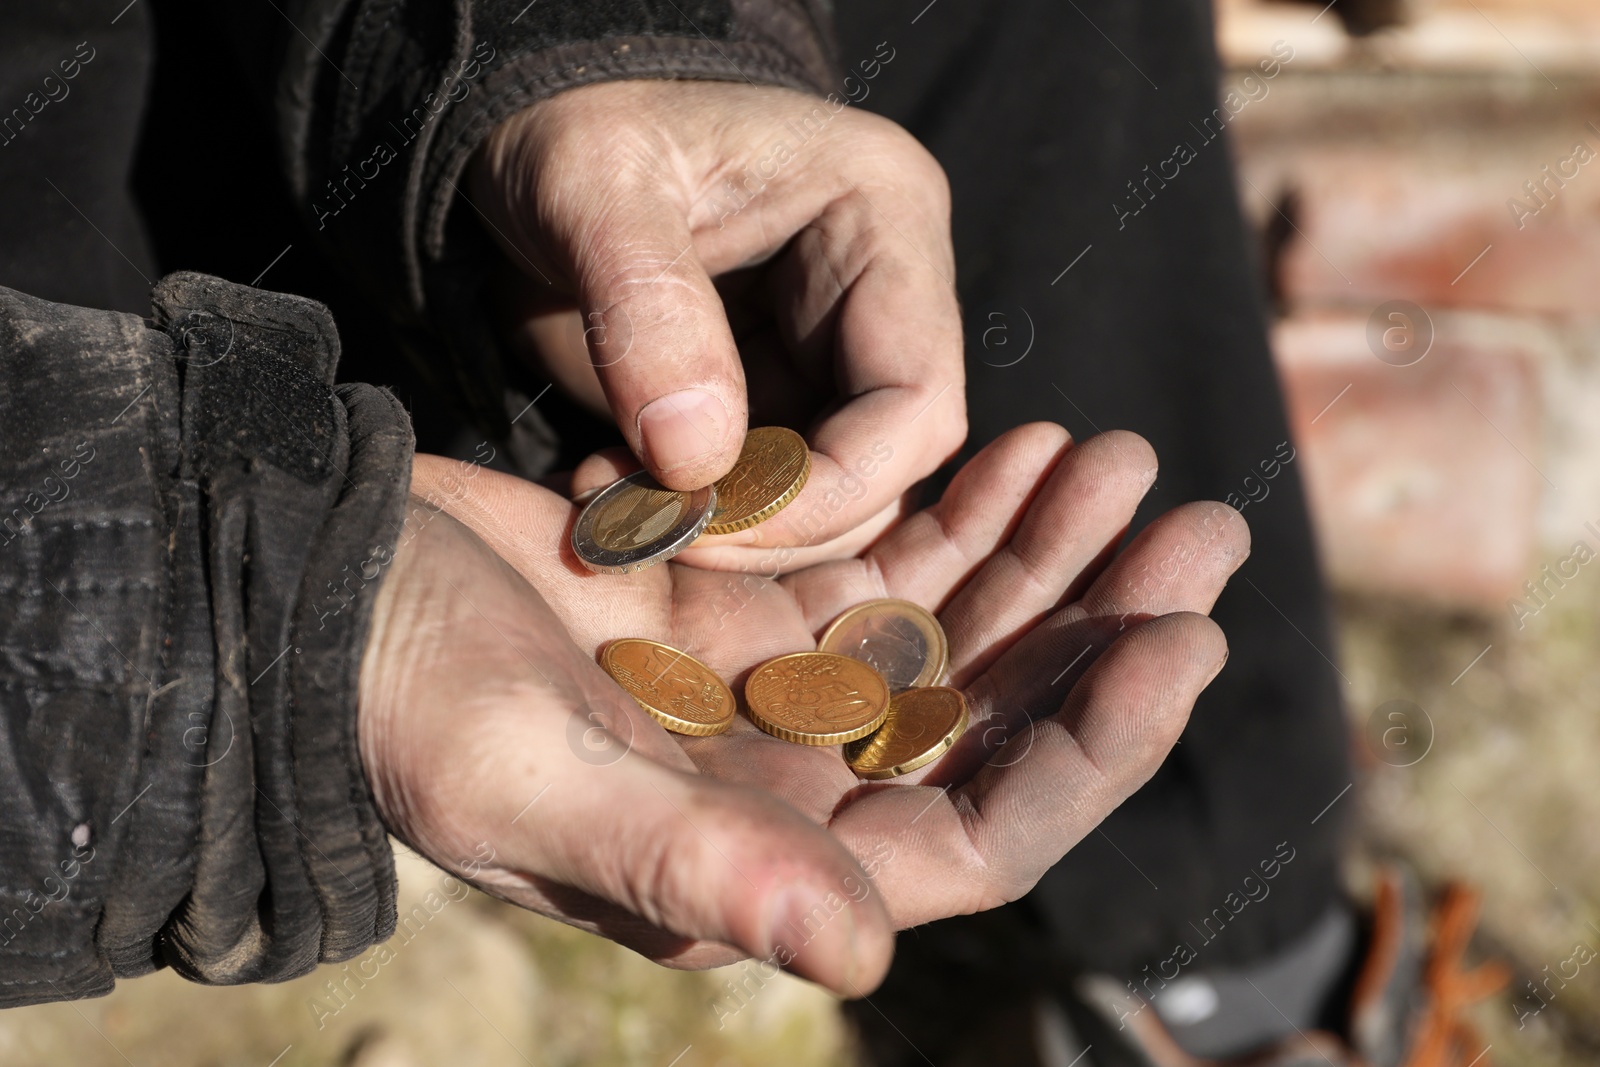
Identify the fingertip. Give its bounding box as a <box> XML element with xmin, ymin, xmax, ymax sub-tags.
<box><xmin>1004</xmin><ymin>421</ymin><xmax>1075</xmax><ymax>465</ymax></box>
<box><xmin>1115</xmin><ymin>611</ymin><xmax>1228</xmax><ymax>678</ymax></box>
<box><xmin>1152</xmin><ymin>610</ymin><xmax>1230</xmax><ymax>670</ymax></box>
<box><xmin>764</xmin><ymin>873</ymin><xmax>896</xmax><ymax>996</ymax></box>
<box><xmin>1190</xmin><ymin>499</ymin><xmax>1252</xmax><ymax>565</ymax></box>
<box><xmin>848</xmin><ymin>897</ymin><xmax>897</xmax><ymax>993</ymax></box>
<box><xmin>1224</xmin><ymin>503</ymin><xmax>1252</xmax><ymax>558</ymax></box>
<box><xmin>563</xmin><ymin>186</ymin><xmax>750</xmax><ymax>488</ymax></box>
<box><xmin>1136</xmin><ymin>500</ymin><xmax>1251</xmax><ymax>585</ymax></box>
<box><xmin>1090</xmin><ymin>428</ymin><xmax>1158</xmax><ymax>481</ymax></box>
<box><xmin>637</xmin><ymin>387</ymin><xmax>742</xmax><ymax>489</ymax></box>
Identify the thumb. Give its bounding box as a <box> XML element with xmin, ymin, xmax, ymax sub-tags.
<box><xmin>501</xmin><ymin>742</ymin><xmax>895</xmax><ymax>994</ymax></box>
<box><xmin>567</xmin><ymin>185</ymin><xmax>749</xmax><ymax>490</ymax></box>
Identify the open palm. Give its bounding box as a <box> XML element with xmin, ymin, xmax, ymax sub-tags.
<box><xmin>406</xmin><ymin>425</ymin><xmax>1245</xmax><ymax>958</ymax></box>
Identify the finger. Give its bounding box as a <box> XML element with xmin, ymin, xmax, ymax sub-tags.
<box><xmin>933</xmin><ymin>430</ymin><xmax>1157</xmax><ymax>686</ymax></box>
<box><xmin>786</xmin><ymin>425</ymin><xmax>1159</xmax><ymax>655</ymax></box>
<box><xmin>957</xmin><ymin>612</ymin><xmax>1226</xmax><ymax>903</ymax></box>
<box><xmin>940</xmin><ymin>615</ymin><xmax>1134</xmax><ymax>785</ymax></box>
<box><xmin>782</xmin><ymin>423</ymin><xmax>1072</xmax><ymax>626</ymax></box>
<box><xmin>1074</xmin><ymin>500</ymin><xmax>1251</xmax><ymax>620</ymax></box>
<box><xmin>575</xmin><ymin>189</ymin><xmax>748</xmax><ymax>489</ymax></box>
<box><xmin>933</xmin><ymin>501</ymin><xmax>1248</xmax><ymax>752</ymax></box>
<box><xmin>533</xmin><ymin>172</ymin><xmax>749</xmax><ymax>489</ymax></box>
<box><xmin>715</xmin><ymin>171</ymin><xmax>965</xmax><ymax>550</ymax></box>
<box><xmin>872</xmin><ymin>615</ymin><xmax>1127</xmax><ymax>790</ymax></box>
<box><xmin>827</xmin><ymin>612</ymin><xmax>1227</xmax><ymax>928</ymax></box>
<box><xmin>480</xmin><ymin>745</ymin><xmax>895</xmax><ymax>994</ymax></box>
<box><xmin>674</xmin><ymin>494</ymin><xmax>909</xmax><ymax>573</ymax></box>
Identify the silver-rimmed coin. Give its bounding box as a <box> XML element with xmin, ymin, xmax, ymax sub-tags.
<box><xmin>817</xmin><ymin>598</ymin><xmax>949</xmax><ymax>693</ymax></box>
<box><xmin>572</xmin><ymin>471</ymin><xmax>717</xmax><ymax>574</ymax></box>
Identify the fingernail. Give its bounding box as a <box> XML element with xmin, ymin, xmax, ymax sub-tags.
<box><xmin>768</xmin><ymin>883</ymin><xmax>859</xmax><ymax>987</ymax></box>
<box><xmin>638</xmin><ymin>389</ymin><xmax>730</xmax><ymax>474</ymax></box>
<box><xmin>1207</xmin><ymin>650</ymin><xmax>1230</xmax><ymax>683</ymax></box>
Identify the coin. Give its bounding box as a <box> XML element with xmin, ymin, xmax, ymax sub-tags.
<box><xmin>817</xmin><ymin>599</ymin><xmax>948</xmax><ymax>693</ymax></box>
<box><xmin>844</xmin><ymin>686</ymin><xmax>969</xmax><ymax>780</ymax></box>
<box><xmin>599</xmin><ymin>639</ymin><xmax>736</xmax><ymax>736</ymax></box>
<box><xmin>703</xmin><ymin>426</ymin><xmax>811</xmax><ymax>536</ymax></box>
<box><xmin>744</xmin><ymin>652</ymin><xmax>891</xmax><ymax>746</ymax></box>
<box><xmin>572</xmin><ymin>470</ymin><xmax>717</xmax><ymax>573</ymax></box>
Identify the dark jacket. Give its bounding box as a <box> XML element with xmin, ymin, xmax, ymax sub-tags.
<box><xmin>0</xmin><ymin>0</ymin><xmax>835</xmax><ymax>1007</ymax></box>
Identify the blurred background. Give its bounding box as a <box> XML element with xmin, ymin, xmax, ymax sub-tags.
<box><xmin>7</xmin><ymin>0</ymin><xmax>1600</xmax><ymax>1063</ymax></box>
<box><xmin>1221</xmin><ymin>2</ymin><xmax>1600</xmax><ymax>1065</ymax></box>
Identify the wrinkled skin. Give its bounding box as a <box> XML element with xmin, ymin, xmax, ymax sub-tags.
<box><xmin>471</xmin><ymin>79</ymin><xmax>967</xmax><ymax>568</ymax></box>
<box><xmin>358</xmin><ymin>424</ymin><xmax>1247</xmax><ymax>996</ymax></box>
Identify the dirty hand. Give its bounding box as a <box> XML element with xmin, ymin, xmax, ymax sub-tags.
<box><xmin>470</xmin><ymin>79</ymin><xmax>965</xmax><ymax>570</ymax></box>
<box><xmin>366</xmin><ymin>426</ymin><xmax>1246</xmax><ymax>991</ymax></box>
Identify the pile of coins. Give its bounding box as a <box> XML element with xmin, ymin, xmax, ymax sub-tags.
<box><xmin>572</xmin><ymin>426</ymin><xmax>811</xmax><ymax>574</ymax></box>
<box><xmin>819</xmin><ymin>599</ymin><xmax>968</xmax><ymax>779</ymax></box>
<box><xmin>579</xmin><ymin>426</ymin><xmax>968</xmax><ymax>779</ymax></box>
<box><xmin>599</xmin><ymin>599</ymin><xmax>969</xmax><ymax>780</ymax></box>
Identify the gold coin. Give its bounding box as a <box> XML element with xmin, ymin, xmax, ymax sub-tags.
<box><xmin>744</xmin><ymin>652</ymin><xmax>891</xmax><ymax>746</ymax></box>
<box><xmin>599</xmin><ymin>639</ymin><xmax>736</xmax><ymax>736</ymax></box>
<box><xmin>817</xmin><ymin>599</ymin><xmax>948</xmax><ymax>693</ymax></box>
<box><xmin>703</xmin><ymin>426</ymin><xmax>811</xmax><ymax>535</ymax></box>
<box><xmin>844</xmin><ymin>687</ymin><xmax>969</xmax><ymax>780</ymax></box>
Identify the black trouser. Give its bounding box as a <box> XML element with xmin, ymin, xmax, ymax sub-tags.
<box><xmin>833</xmin><ymin>0</ymin><xmax>1352</xmax><ymax>1054</ymax></box>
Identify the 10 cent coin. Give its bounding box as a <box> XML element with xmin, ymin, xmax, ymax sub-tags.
<box><xmin>599</xmin><ymin>638</ymin><xmax>736</xmax><ymax>736</ymax></box>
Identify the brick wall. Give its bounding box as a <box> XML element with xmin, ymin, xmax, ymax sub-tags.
<box><xmin>1219</xmin><ymin>0</ymin><xmax>1600</xmax><ymax>609</ymax></box>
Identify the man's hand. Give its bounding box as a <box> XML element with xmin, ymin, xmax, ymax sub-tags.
<box><xmin>401</xmin><ymin>425</ymin><xmax>1247</xmax><ymax>958</ymax></box>
<box><xmin>469</xmin><ymin>80</ymin><xmax>965</xmax><ymax>566</ymax></box>
<box><xmin>358</xmin><ymin>492</ymin><xmax>898</xmax><ymax>995</ymax></box>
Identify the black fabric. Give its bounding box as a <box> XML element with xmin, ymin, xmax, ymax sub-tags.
<box><xmin>0</xmin><ymin>6</ymin><xmax>156</xmax><ymax>313</ymax></box>
<box><xmin>265</xmin><ymin>0</ymin><xmax>840</xmax><ymax>439</ymax></box>
<box><xmin>0</xmin><ymin>273</ymin><xmax>412</xmax><ymax>1006</ymax></box>
<box><xmin>833</xmin><ymin>0</ymin><xmax>1352</xmax><ymax>1058</ymax></box>
<box><xmin>0</xmin><ymin>289</ymin><xmax>170</xmax><ymax>1004</ymax></box>
<box><xmin>289</xmin><ymin>383</ymin><xmax>412</xmax><ymax>963</ymax></box>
